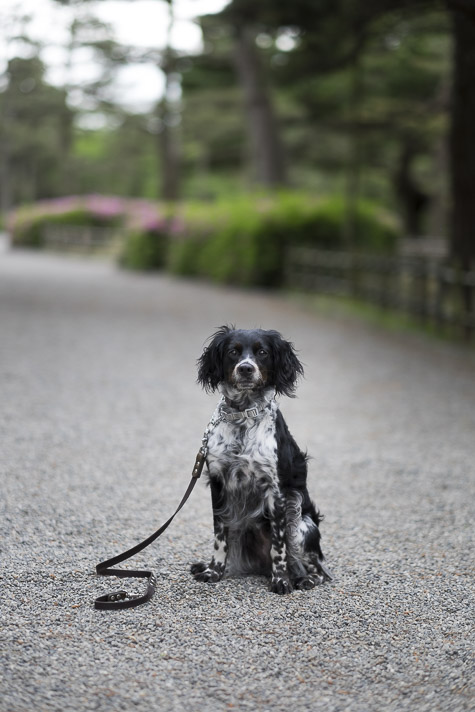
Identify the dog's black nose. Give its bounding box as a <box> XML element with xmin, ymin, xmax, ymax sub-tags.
<box><xmin>237</xmin><ymin>363</ymin><xmax>256</xmax><ymax>376</ymax></box>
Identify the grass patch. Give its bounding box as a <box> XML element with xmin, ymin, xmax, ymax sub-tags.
<box><xmin>288</xmin><ymin>291</ymin><xmax>475</xmax><ymax>348</ymax></box>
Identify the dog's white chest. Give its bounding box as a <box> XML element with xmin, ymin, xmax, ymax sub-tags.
<box><xmin>206</xmin><ymin>410</ymin><xmax>278</xmax><ymax>486</ymax></box>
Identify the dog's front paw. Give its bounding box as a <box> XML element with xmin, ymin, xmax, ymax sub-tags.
<box><xmin>190</xmin><ymin>561</ymin><xmax>224</xmax><ymax>583</ymax></box>
<box><xmin>269</xmin><ymin>575</ymin><xmax>293</xmax><ymax>595</ymax></box>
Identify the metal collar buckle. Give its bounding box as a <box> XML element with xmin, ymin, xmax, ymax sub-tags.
<box><xmin>245</xmin><ymin>407</ymin><xmax>258</xmax><ymax>418</ymax></box>
<box><xmin>222</xmin><ymin>406</ymin><xmax>261</xmax><ymax>422</ymax></box>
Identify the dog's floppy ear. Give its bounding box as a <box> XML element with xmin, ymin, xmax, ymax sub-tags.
<box><xmin>267</xmin><ymin>330</ymin><xmax>304</xmax><ymax>398</ymax></box>
<box><xmin>197</xmin><ymin>325</ymin><xmax>233</xmax><ymax>392</ymax></box>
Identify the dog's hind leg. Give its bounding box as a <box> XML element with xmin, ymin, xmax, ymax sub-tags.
<box><xmin>285</xmin><ymin>491</ymin><xmax>318</xmax><ymax>590</ymax></box>
<box><xmin>191</xmin><ymin>477</ymin><xmax>228</xmax><ymax>583</ymax></box>
<box><xmin>302</xmin><ymin>507</ymin><xmax>333</xmax><ymax>584</ymax></box>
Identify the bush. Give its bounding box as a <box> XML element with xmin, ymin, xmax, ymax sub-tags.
<box><xmin>118</xmin><ymin>201</ymin><xmax>179</xmax><ymax>270</ymax></box>
<box><xmin>168</xmin><ymin>193</ymin><xmax>399</xmax><ymax>288</ymax></box>
<box><xmin>9</xmin><ymin>192</ymin><xmax>399</xmax><ymax>288</ymax></box>
<box><xmin>168</xmin><ymin>199</ymin><xmax>280</xmax><ymax>287</ymax></box>
<box><xmin>10</xmin><ymin>196</ymin><xmax>125</xmax><ymax>247</ymax></box>
<box><xmin>9</xmin><ymin>197</ymin><xmax>175</xmax><ymax>271</ymax></box>
<box><xmin>118</xmin><ymin>229</ymin><xmax>168</xmax><ymax>270</ymax></box>
<box><xmin>303</xmin><ymin>196</ymin><xmax>399</xmax><ymax>252</ymax></box>
<box><xmin>166</xmin><ymin>201</ymin><xmax>218</xmax><ymax>278</ymax></box>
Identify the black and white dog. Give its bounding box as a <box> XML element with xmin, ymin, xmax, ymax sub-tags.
<box><xmin>191</xmin><ymin>326</ymin><xmax>332</xmax><ymax>594</ymax></box>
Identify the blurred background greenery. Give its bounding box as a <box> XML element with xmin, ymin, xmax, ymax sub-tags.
<box><xmin>1</xmin><ymin>0</ymin><xmax>474</xmax><ymax>336</ymax></box>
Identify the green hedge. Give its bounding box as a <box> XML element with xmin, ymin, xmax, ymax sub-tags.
<box><xmin>167</xmin><ymin>194</ymin><xmax>399</xmax><ymax>287</ymax></box>
<box><xmin>118</xmin><ymin>230</ymin><xmax>168</xmax><ymax>270</ymax></box>
<box><xmin>9</xmin><ymin>193</ymin><xmax>400</xmax><ymax>288</ymax></box>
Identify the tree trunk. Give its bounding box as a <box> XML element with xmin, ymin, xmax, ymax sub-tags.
<box><xmin>448</xmin><ymin>4</ymin><xmax>475</xmax><ymax>268</ymax></box>
<box><xmin>158</xmin><ymin>88</ymin><xmax>180</xmax><ymax>202</ymax></box>
<box><xmin>0</xmin><ymin>87</ymin><xmax>12</xmax><ymax>218</ymax></box>
<box><xmin>344</xmin><ymin>55</ymin><xmax>363</xmax><ymax>251</ymax></box>
<box><xmin>158</xmin><ymin>0</ymin><xmax>180</xmax><ymax>202</ymax></box>
<box><xmin>0</xmin><ymin>135</ymin><xmax>11</xmax><ymax>219</ymax></box>
<box><xmin>394</xmin><ymin>138</ymin><xmax>429</xmax><ymax>238</ymax></box>
<box><xmin>233</xmin><ymin>25</ymin><xmax>286</xmax><ymax>187</ymax></box>
<box><xmin>448</xmin><ymin>1</ymin><xmax>475</xmax><ymax>336</ymax></box>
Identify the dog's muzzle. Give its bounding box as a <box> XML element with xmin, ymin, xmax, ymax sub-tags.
<box><xmin>233</xmin><ymin>360</ymin><xmax>261</xmax><ymax>389</ymax></box>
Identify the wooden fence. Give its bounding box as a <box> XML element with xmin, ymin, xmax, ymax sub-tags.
<box><xmin>43</xmin><ymin>224</ymin><xmax>119</xmax><ymax>250</ymax></box>
<box><xmin>286</xmin><ymin>246</ymin><xmax>475</xmax><ymax>340</ymax></box>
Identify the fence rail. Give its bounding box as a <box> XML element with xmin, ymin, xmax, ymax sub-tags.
<box><xmin>287</xmin><ymin>247</ymin><xmax>475</xmax><ymax>339</ymax></box>
<box><xmin>43</xmin><ymin>224</ymin><xmax>118</xmax><ymax>249</ymax></box>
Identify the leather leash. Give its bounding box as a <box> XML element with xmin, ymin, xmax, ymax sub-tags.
<box><xmin>94</xmin><ymin>449</ymin><xmax>207</xmax><ymax>610</ymax></box>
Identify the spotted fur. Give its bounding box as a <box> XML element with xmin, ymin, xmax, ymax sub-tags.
<box><xmin>191</xmin><ymin>326</ymin><xmax>333</xmax><ymax>595</ymax></box>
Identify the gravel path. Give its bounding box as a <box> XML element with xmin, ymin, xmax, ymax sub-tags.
<box><xmin>1</xmin><ymin>249</ymin><xmax>474</xmax><ymax>712</ymax></box>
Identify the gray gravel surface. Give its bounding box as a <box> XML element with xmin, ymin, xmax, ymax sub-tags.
<box><xmin>1</xmin><ymin>250</ymin><xmax>474</xmax><ymax>712</ymax></box>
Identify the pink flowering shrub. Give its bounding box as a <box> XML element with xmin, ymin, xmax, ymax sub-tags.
<box><xmin>9</xmin><ymin>195</ymin><xmax>181</xmax><ymax>258</ymax></box>
<box><xmin>10</xmin><ymin>195</ymin><xmax>124</xmax><ymax>247</ymax></box>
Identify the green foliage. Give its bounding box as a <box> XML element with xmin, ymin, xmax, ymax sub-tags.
<box><xmin>178</xmin><ymin>5</ymin><xmax>451</xmax><ymax>224</ymax></box>
<box><xmin>191</xmin><ymin>199</ymin><xmax>270</xmax><ymax>286</ymax></box>
<box><xmin>71</xmin><ymin>118</ymin><xmax>159</xmax><ymax>199</ymax></box>
<box><xmin>10</xmin><ymin>192</ymin><xmax>400</xmax><ymax>284</ymax></box>
<box><xmin>118</xmin><ymin>230</ymin><xmax>168</xmax><ymax>270</ymax></box>
<box><xmin>168</xmin><ymin>193</ymin><xmax>399</xmax><ymax>287</ymax></box>
<box><xmin>74</xmin><ymin>130</ymin><xmax>109</xmax><ymax>160</ymax></box>
<box><xmin>10</xmin><ymin>197</ymin><xmax>124</xmax><ymax>247</ymax></box>
<box><xmin>298</xmin><ymin>196</ymin><xmax>399</xmax><ymax>252</ymax></box>
<box><xmin>0</xmin><ymin>3</ymin><xmax>452</xmax><ymax>229</ymax></box>
<box><xmin>0</xmin><ymin>56</ymin><xmax>73</xmax><ymax>206</ymax></box>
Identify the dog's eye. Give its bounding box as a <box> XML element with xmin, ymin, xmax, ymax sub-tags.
<box><xmin>258</xmin><ymin>349</ymin><xmax>268</xmax><ymax>356</ymax></box>
<box><xmin>228</xmin><ymin>348</ymin><xmax>238</xmax><ymax>357</ymax></box>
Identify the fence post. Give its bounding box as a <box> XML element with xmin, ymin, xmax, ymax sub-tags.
<box><xmin>419</xmin><ymin>259</ymin><xmax>428</xmax><ymax>325</ymax></box>
<box><xmin>461</xmin><ymin>266</ymin><xmax>474</xmax><ymax>342</ymax></box>
<box><xmin>434</xmin><ymin>263</ymin><xmax>445</xmax><ymax>332</ymax></box>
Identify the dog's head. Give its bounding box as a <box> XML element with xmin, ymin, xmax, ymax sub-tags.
<box><xmin>197</xmin><ymin>326</ymin><xmax>304</xmax><ymax>398</ymax></box>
